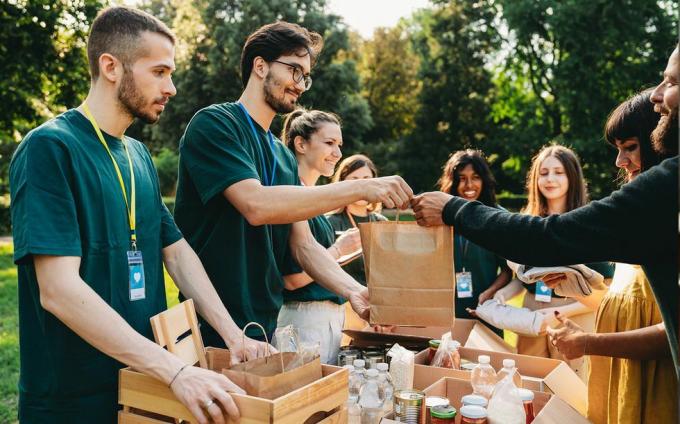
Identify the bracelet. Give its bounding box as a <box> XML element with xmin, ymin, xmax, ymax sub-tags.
<box><xmin>169</xmin><ymin>364</ymin><xmax>189</xmax><ymax>388</ymax></box>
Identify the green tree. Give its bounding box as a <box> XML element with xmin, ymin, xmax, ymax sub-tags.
<box><xmin>499</xmin><ymin>0</ymin><xmax>678</xmax><ymax>197</ymax></box>
<box><xmin>0</xmin><ymin>0</ymin><xmax>102</xmax><ymax>192</ymax></box>
<box><xmin>398</xmin><ymin>1</ymin><xmax>501</xmax><ymax>193</ymax></box>
<box><xmin>134</xmin><ymin>0</ymin><xmax>371</xmax><ymax>154</ymax></box>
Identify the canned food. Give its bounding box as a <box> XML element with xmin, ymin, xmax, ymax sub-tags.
<box><xmin>337</xmin><ymin>347</ymin><xmax>361</xmax><ymax>366</ymax></box>
<box><xmin>394</xmin><ymin>389</ymin><xmax>426</xmax><ymax>423</ymax></box>
<box><xmin>425</xmin><ymin>396</ymin><xmax>450</xmax><ymax>424</ymax></box>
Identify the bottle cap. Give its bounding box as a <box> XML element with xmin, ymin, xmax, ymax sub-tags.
<box><xmin>478</xmin><ymin>355</ymin><xmax>491</xmax><ymax>364</ymax></box>
<box><xmin>353</xmin><ymin>359</ymin><xmax>365</xmax><ymax>368</ymax></box>
<box><xmin>366</xmin><ymin>368</ymin><xmax>379</xmax><ymax>377</ymax></box>
<box><xmin>517</xmin><ymin>388</ymin><xmax>535</xmax><ymax>401</ymax></box>
<box><xmin>503</xmin><ymin>358</ymin><xmax>516</xmax><ymax>368</ymax></box>
<box><xmin>431</xmin><ymin>405</ymin><xmax>457</xmax><ymax>419</ymax></box>
<box><xmin>460</xmin><ymin>405</ymin><xmax>488</xmax><ymax>418</ymax></box>
<box><xmin>377</xmin><ymin>362</ymin><xmax>389</xmax><ymax>371</ymax></box>
<box><xmin>461</xmin><ymin>394</ymin><xmax>488</xmax><ymax>407</ymax></box>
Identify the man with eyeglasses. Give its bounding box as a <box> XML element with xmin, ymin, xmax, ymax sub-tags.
<box><xmin>173</xmin><ymin>21</ymin><xmax>413</xmax><ymax>345</ymax></box>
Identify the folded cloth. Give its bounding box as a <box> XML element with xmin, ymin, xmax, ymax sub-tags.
<box><xmin>506</xmin><ymin>261</ymin><xmax>606</xmax><ymax>297</ymax></box>
<box><xmin>474</xmin><ymin>300</ymin><xmax>545</xmax><ymax>336</ymax></box>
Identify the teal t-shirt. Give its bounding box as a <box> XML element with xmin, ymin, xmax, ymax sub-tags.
<box><xmin>174</xmin><ymin>102</ymin><xmax>300</xmax><ymax>341</ymax></box>
<box><xmin>10</xmin><ymin>109</ymin><xmax>182</xmax><ymax>423</ymax></box>
<box><xmin>454</xmin><ymin>234</ymin><xmax>508</xmax><ymax>320</ymax></box>
<box><xmin>326</xmin><ymin>211</ymin><xmax>387</xmax><ymax>285</ymax></box>
<box><xmin>282</xmin><ymin>214</ymin><xmax>346</xmax><ymax>305</ymax></box>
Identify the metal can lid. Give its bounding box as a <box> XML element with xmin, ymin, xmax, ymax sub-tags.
<box><xmin>460</xmin><ymin>405</ymin><xmax>488</xmax><ymax>418</ymax></box>
<box><xmin>429</xmin><ymin>339</ymin><xmax>442</xmax><ymax>348</ymax></box>
<box><xmin>517</xmin><ymin>388</ymin><xmax>535</xmax><ymax>401</ymax></box>
<box><xmin>395</xmin><ymin>389</ymin><xmax>425</xmax><ymax>401</ymax></box>
<box><xmin>461</xmin><ymin>394</ymin><xmax>488</xmax><ymax>407</ymax></box>
<box><xmin>431</xmin><ymin>405</ymin><xmax>457</xmax><ymax>419</ymax></box>
<box><xmin>425</xmin><ymin>396</ymin><xmax>450</xmax><ymax>407</ymax></box>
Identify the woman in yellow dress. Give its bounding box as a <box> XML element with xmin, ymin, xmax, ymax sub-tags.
<box><xmin>548</xmin><ymin>89</ymin><xmax>677</xmax><ymax>424</ymax></box>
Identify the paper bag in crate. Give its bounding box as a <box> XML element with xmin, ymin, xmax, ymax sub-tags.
<box><xmin>359</xmin><ymin>219</ymin><xmax>455</xmax><ymax>327</ymax></box>
<box><xmin>221</xmin><ymin>323</ymin><xmax>322</xmax><ymax>400</ymax></box>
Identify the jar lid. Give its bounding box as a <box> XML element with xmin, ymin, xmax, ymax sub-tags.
<box><xmin>460</xmin><ymin>405</ymin><xmax>488</xmax><ymax>418</ymax></box>
<box><xmin>429</xmin><ymin>339</ymin><xmax>442</xmax><ymax>348</ymax></box>
<box><xmin>431</xmin><ymin>405</ymin><xmax>457</xmax><ymax>419</ymax></box>
<box><xmin>425</xmin><ymin>396</ymin><xmax>450</xmax><ymax>407</ymax></box>
<box><xmin>517</xmin><ymin>388</ymin><xmax>535</xmax><ymax>401</ymax></box>
<box><xmin>461</xmin><ymin>394</ymin><xmax>488</xmax><ymax>407</ymax></box>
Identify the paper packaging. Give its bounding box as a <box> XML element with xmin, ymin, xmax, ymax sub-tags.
<box><xmin>343</xmin><ymin>318</ymin><xmax>515</xmax><ymax>353</ymax></box>
<box><xmin>359</xmin><ymin>220</ymin><xmax>455</xmax><ymax>327</ymax></box>
<box><xmin>412</xmin><ymin>346</ymin><xmax>587</xmax><ymax>415</ymax></box>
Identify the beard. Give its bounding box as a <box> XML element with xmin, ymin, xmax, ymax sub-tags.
<box><xmin>651</xmin><ymin>106</ymin><xmax>679</xmax><ymax>156</ymax></box>
<box><xmin>118</xmin><ymin>70</ymin><xmax>161</xmax><ymax>124</ymax></box>
<box><xmin>263</xmin><ymin>72</ymin><xmax>297</xmax><ymax>114</ymax></box>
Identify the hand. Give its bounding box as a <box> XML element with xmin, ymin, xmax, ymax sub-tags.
<box><xmin>170</xmin><ymin>365</ymin><xmax>245</xmax><ymax>424</ymax></box>
<box><xmin>411</xmin><ymin>192</ymin><xmax>454</xmax><ymax>227</ymax></box>
<box><xmin>536</xmin><ymin>307</ymin><xmax>561</xmax><ymax>331</ymax></box>
<box><xmin>547</xmin><ymin>312</ymin><xmax>588</xmax><ymax>359</ymax></box>
<box><xmin>465</xmin><ymin>307</ymin><xmax>479</xmax><ymax>318</ymax></box>
<box><xmin>226</xmin><ymin>335</ymin><xmax>277</xmax><ymax>364</ymax></box>
<box><xmin>348</xmin><ymin>286</ymin><xmax>370</xmax><ymax>320</ymax></box>
<box><xmin>372</xmin><ymin>325</ymin><xmax>397</xmax><ymax>333</ymax></box>
<box><xmin>477</xmin><ymin>289</ymin><xmax>496</xmax><ymax>305</ymax></box>
<box><xmin>361</xmin><ymin>176</ymin><xmax>413</xmax><ymax>210</ymax></box>
<box><xmin>541</xmin><ymin>273</ymin><xmax>567</xmax><ymax>289</ymax></box>
<box><xmin>333</xmin><ymin>228</ymin><xmax>361</xmax><ymax>257</ymax></box>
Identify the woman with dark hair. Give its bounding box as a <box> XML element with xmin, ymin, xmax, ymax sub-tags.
<box><xmin>439</xmin><ymin>150</ymin><xmax>511</xmax><ymax>336</ymax></box>
<box><xmin>549</xmin><ymin>90</ymin><xmax>677</xmax><ymax>424</ymax></box>
<box><xmin>275</xmin><ymin>108</ymin><xmax>357</xmax><ymax>364</ymax></box>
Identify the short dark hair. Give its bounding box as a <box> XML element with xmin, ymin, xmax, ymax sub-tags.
<box><xmin>281</xmin><ymin>108</ymin><xmax>341</xmax><ymax>152</ymax></box>
<box><xmin>438</xmin><ymin>149</ymin><xmax>497</xmax><ymax>207</ymax></box>
<box><xmin>604</xmin><ymin>88</ymin><xmax>662</xmax><ymax>172</ymax></box>
<box><xmin>87</xmin><ymin>6</ymin><xmax>175</xmax><ymax>80</ymax></box>
<box><xmin>240</xmin><ymin>21</ymin><xmax>323</xmax><ymax>88</ymax></box>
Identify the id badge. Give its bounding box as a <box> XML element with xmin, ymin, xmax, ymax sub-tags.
<box><xmin>535</xmin><ymin>280</ymin><xmax>552</xmax><ymax>303</ymax></box>
<box><xmin>127</xmin><ymin>250</ymin><xmax>146</xmax><ymax>301</ymax></box>
<box><xmin>456</xmin><ymin>272</ymin><xmax>473</xmax><ymax>298</ymax></box>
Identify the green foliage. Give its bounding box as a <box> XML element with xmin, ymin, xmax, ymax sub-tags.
<box><xmin>0</xmin><ymin>243</ymin><xmax>18</xmax><ymax>423</ymax></box>
<box><xmin>152</xmin><ymin>148</ymin><xmax>180</xmax><ymax>196</ymax></box>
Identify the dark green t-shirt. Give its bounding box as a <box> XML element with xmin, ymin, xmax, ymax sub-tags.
<box><xmin>10</xmin><ymin>109</ymin><xmax>182</xmax><ymax>423</ymax></box>
<box><xmin>326</xmin><ymin>211</ymin><xmax>387</xmax><ymax>285</ymax></box>
<box><xmin>282</xmin><ymin>214</ymin><xmax>346</xmax><ymax>305</ymax></box>
<box><xmin>454</xmin><ymin>234</ymin><xmax>508</xmax><ymax>320</ymax></box>
<box><xmin>174</xmin><ymin>102</ymin><xmax>299</xmax><ymax>342</ymax></box>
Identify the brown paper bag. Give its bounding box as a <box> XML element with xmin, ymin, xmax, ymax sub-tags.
<box><xmin>359</xmin><ymin>220</ymin><xmax>455</xmax><ymax>327</ymax></box>
<box><xmin>222</xmin><ymin>352</ymin><xmax>322</xmax><ymax>400</ymax></box>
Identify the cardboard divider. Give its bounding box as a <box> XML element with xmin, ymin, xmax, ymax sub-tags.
<box><xmin>412</xmin><ymin>346</ymin><xmax>587</xmax><ymax>415</ymax></box>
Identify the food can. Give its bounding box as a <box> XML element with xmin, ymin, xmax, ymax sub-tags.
<box><xmin>394</xmin><ymin>389</ymin><xmax>426</xmax><ymax>423</ymax></box>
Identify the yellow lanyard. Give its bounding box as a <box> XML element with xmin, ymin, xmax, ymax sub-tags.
<box><xmin>82</xmin><ymin>103</ymin><xmax>137</xmax><ymax>249</ymax></box>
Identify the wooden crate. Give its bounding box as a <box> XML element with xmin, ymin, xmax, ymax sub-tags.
<box><xmin>118</xmin><ymin>348</ymin><xmax>349</xmax><ymax>424</ymax></box>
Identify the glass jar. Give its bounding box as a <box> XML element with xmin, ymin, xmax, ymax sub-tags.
<box><xmin>460</xmin><ymin>405</ymin><xmax>488</xmax><ymax>424</ymax></box>
<box><xmin>425</xmin><ymin>396</ymin><xmax>450</xmax><ymax>424</ymax></box>
<box><xmin>430</xmin><ymin>405</ymin><xmax>456</xmax><ymax>423</ymax></box>
<box><xmin>517</xmin><ymin>388</ymin><xmax>535</xmax><ymax>423</ymax></box>
<box><xmin>428</xmin><ymin>339</ymin><xmax>441</xmax><ymax>364</ymax></box>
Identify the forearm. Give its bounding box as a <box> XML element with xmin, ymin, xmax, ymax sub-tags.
<box><xmin>284</xmin><ymin>245</ymin><xmax>340</xmax><ymax>290</ymax></box>
<box><xmin>585</xmin><ymin>323</ymin><xmax>670</xmax><ymax>360</ymax></box>
<box><xmin>227</xmin><ymin>180</ymin><xmax>367</xmax><ymax>225</ymax></box>
<box><xmin>163</xmin><ymin>239</ymin><xmax>241</xmax><ymax>346</ymax></box>
<box><xmin>485</xmin><ymin>268</ymin><xmax>512</xmax><ymax>294</ymax></box>
<box><xmin>292</xmin><ymin>235</ymin><xmax>362</xmax><ymax>299</ymax></box>
<box><xmin>40</xmin><ymin>272</ymin><xmax>184</xmax><ymax>384</ymax></box>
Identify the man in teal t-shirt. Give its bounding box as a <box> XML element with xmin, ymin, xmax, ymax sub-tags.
<box><xmin>174</xmin><ymin>21</ymin><xmax>414</xmax><ymax>343</ymax></box>
<box><xmin>10</xmin><ymin>7</ymin><xmax>264</xmax><ymax>423</ymax></box>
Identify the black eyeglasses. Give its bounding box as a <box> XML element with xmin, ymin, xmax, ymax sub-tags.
<box><xmin>270</xmin><ymin>60</ymin><xmax>313</xmax><ymax>90</ymax></box>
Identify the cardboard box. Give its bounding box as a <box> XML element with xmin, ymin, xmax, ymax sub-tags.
<box><xmin>412</xmin><ymin>346</ymin><xmax>587</xmax><ymax>415</ymax></box>
<box><xmin>118</xmin><ymin>348</ymin><xmax>348</xmax><ymax>424</ymax></box>
<box><xmin>381</xmin><ymin>377</ymin><xmax>590</xmax><ymax>423</ymax></box>
<box><xmin>343</xmin><ymin>318</ymin><xmax>516</xmax><ymax>353</ymax></box>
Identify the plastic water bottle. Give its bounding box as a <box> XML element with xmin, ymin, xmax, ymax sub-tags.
<box><xmin>359</xmin><ymin>368</ymin><xmax>384</xmax><ymax>424</ymax></box>
<box><xmin>376</xmin><ymin>362</ymin><xmax>394</xmax><ymax>414</ymax></box>
<box><xmin>471</xmin><ymin>355</ymin><xmax>497</xmax><ymax>399</ymax></box>
<box><xmin>496</xmin><ymin>358</ymin><xmax>522</xmax><ymax>388</ymax></box>
<box><xmin>348</xmin><ymin>360</ymin><xmax>366</xmax><ymax>424</ymax></box>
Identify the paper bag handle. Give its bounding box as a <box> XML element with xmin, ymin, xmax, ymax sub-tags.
<box><xmin>241</xmin><ymin>322</ymin><xmax>286</xmax><ymax>373</ymax></box>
